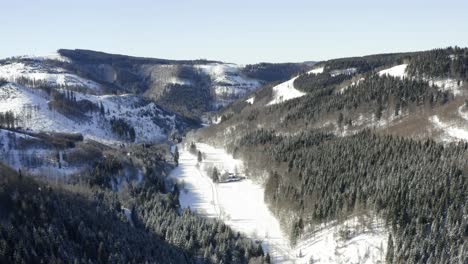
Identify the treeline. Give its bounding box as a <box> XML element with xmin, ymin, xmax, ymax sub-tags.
<box><xmin>0</xmin><ymin>111</ymin><xmax>20</xmax><ymax>129</ymax></box>
<box><xmin>110</xmin><ymin>117</ymin><xmax>136</xmax><ymax>142</ymax></box>
<box><xmin>48</xmin><ymin>90</ymin><xmax>99</xmax><ymax>119</ymax></box>
<box><xmin>293</xmin><ymin>72</ymin><xmax>352</xmax><ymax>93</ymax></box>
<box><xmin>406</xmin><ymin>47</ymin><xmax>468</xmax><ymax>79</ymax></box>
<box><xmin>319</xmin><ymin>52</ymin><xmax>413</xmax><ymax>74</ymax></box>
<box><xmin>242</xmin><ymin>63</ymin><xmax>308</xmax><ymax>83</ymax></box>
<box><xmin>229</xmin><ymin>129</ymin><xmax>467</xmax><ymax>263</ymax></box>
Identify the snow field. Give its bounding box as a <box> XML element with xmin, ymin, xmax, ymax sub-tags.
<box><xmin>267</xmin><ymin>77</ymin><xmax>306</xmax><ymax>106</ymax></box>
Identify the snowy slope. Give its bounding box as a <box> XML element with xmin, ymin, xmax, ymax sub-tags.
<box><xmin>170</xmin><ymin>143</ymin><xmax>296</xmax><ymax>263</ymax></box>
<box><xmin>430</xmin><ymin>115</ymin><xmax>468</xmax><ymax>142</ymax></box>
<box><xmin>0</xmin><ymin>129</ymin><xmax>83</xmax><ymax>177</ymax></box>
<box><xmin>0</xmin><ymin>83</ymin><xmax>176</xmax><ymax>144</ymax></box>
<box><xmin>21</xmin><ymin>52</ymin><xmax>72</xmax><ymax>63</ymax></box>
<box><xmin>196</xmin><ymin>63</ymin><xmax>261</xmax><ymax>107</ymax></box>
<box><xmin>378</xmin><ymin>64</ymin><xmax>408</xmax><ymax>78</ymax></box>
<box><xmin>378</xmin><ymin>64</ymin><xmax>464</xmax><ymax>95</ymax></box>
<box><xmin>308</xmin><ymin>67</ymin><xmax>324</xmax><ymax>75</ymax></box>
<box><xmin>296</xmin><ymin>216</ymin><xmax>387</xmax><ymax>264</ymax></box>
<box><xmin>267</xmin><ymin>76</ymin><xmax>306</xmax><ymax>106</ymax></box>
<box><xmin>170</xmin><ymin>143</ymin><xmax>389</xmax><ymax>263</ymax></box>
<box><xmin>0</xmin><ymin>61</ymin><xmax>102</xmax><ymax>93</ymax></box>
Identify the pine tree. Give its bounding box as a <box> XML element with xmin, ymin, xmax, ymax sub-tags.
<box><xmin>386</xmin><ymin>233</ymin><xmax>394</xmax><ymax>263</ymax></box>
<box><xmin>174</xmin><ymin>146</ymin><xmax>179</xmax><ymax>166</ymax></box>
<box><xmin>212</xmin><ymin>167</ymin><xmax>219</xmax><ymax>183</ymax></box>
<box><xmin>197</xmin><ymin>151</ymin><xmax>202</xmax><ymax>163</ymax></box>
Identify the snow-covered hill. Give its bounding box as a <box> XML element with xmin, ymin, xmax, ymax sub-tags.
<box><xmin>267</xmin><ymin>76</ymin><xmax>306</xmax><ymax>106</ymax></box>
<box><xmin>0</xmin><ymin>83</ymin><xmax>180</xmax><ymax>145</ymax></box>
<box><xmin>0</xmin><ymin>60</ymin><xmax>102</xmax><ymax>93</ymax></box>
<box><xmin>196</xmin><ymin>63</ymin><xmax>262</xmax><ymax>107</ymax></box>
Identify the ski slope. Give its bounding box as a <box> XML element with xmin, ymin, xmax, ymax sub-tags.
<box><xmin>378</xmin><ymin>64</ymin><xmax>408</xmax><ymax>78</ymax></box>
<box><xmin>267</xmin><ymin>76</ymin><xmax>306</xmax><ymax>106</ymax></box>
<box><xmin>170</xmin><ymin>143</ymin><xmax>297</xmax><ymax>263</ymax></box>
<box><xmin>170</xmin><ymin>143</ymin><xmax>389</xmax><ymax>263</ymax></box>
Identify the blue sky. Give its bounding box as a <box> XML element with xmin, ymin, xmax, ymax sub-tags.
<box><xmin>1</xmin><ymin>0</ymin><xmax>467</xmax><ymax>64</ymax></box>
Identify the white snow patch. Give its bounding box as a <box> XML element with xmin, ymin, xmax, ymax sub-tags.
<box><xmin>246</xmin><ymin>97</ymin><xmax>255</xmax><ymax>104</ymax></box>
<box><xmin>308</xmin><ymin>67</ymin><xmax>324</xmax><ymax>75</ymax></box>
<box><xmin>330</xmin><ymin>68</ymin><xmax>357</xmax><ymax>77</ymax></box>
<box><xmin>22</xmin><ymin>52</ymin><xmax>72</xmax><ymax>63</ymax></box>
<box><xmin>267</xmin><ymin>77</ymin><xmax>306</xmax><ymax>106</ymax></box>
<box><xmin>378</xmin><ymin>64</ymin><xmax>408</xmax><ymax>78</ymax></box>
<box><xmin>430</xmin><ymin>115</ymin><xmax>468</xmax><ymax>142</ymax></box>
<box><xmin>428</xmin><ymin>78</ymin><xmax>464</xmax><ymax>96</ymax></box>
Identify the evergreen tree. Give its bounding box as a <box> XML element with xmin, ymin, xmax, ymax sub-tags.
<box><xmin>212</xmin><ymin>167</ymin><xmax>220</xmax><ymax>183</ymax></box>
<box><xmin>174</xmin><ymin>146</ymin><xmax>180</xmax><ymax>166</ymax></box>
<box><xmin>197</xmin><ymin>151</ymin><xmax>203</xmax><ymax>163</ymax></box>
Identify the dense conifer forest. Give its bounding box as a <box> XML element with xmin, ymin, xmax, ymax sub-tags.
<box><xmin>193</xmin><ymin>47</ymin><xmax>468</xmax><ymax>264</ymax></box>
<box><xmin>226</xmin><ymin>130</ymin><xmax>467</xmax><ymax>263</ymax></box>
<box><xmin>406</xmin><ymin>47</ymin><xmax>468</xmax><ymax>79</ymax></box>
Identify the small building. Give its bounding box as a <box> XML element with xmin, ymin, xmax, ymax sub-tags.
<box><xmin>219</xmin><ymin>170</ymin><xmax>245</xmax><ymax>183</ymax></box>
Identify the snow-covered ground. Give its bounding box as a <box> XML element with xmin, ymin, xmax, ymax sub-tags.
<box><xmin>196</xmin><ymin>63</ymin><xmax>261</xmax><ymax>107</ymax></box>
<box><xmin>20</xmin><ymin>52</ymin><xmax>72</xmax><ymax>63</ymax></box>
<box><xmin>308</xmin><ymin>67</ymin><xmax>324</xmax><ymax>75</ymax></box>
<box><xmin>296</xmin><ymin>216</ymin><xmax>387</xmax><ymax>264</ymax></box>
<box><xmin>378</xmin><ymin>64</ymin><xmax>408</xmax><ymax>78</ymax></box>
<box><xmin>170</xmin><ymin>143</ymin><xmax>296</xmax><ymax>263</ymax></box>
<box><xmin>430</xmin><ymin>115</ymin><xmax>468</xmax><ymax>142</ymax></box>
<box><xmin>0</xmin><ymin>83</ymin><xmax>174</xmax><ymax>145</ymax></box>
<box><xmin>170</xmin><ymin>143</ymin><xmax>389</xmax><ymax>263</ymax></box>
<box><xmin>246</xmin><ymin>97</ymin><xmax>255</xmax><ymax>104</ymax></box>
<box><xmin>267</xmin><ymin>76</ymin><xmax>306</xmax><ymax>106</ymax></box>
<box><xmin>0</xmin><ymin>129</ymin><xmax>83</xmax><ymax>177</ymax></box>
<box><xmin>0</xmin><ymin>61</ymin><xmax>102</xmax><ymax>93</ymax></box>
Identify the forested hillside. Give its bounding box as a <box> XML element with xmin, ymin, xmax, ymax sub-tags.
<box><xmin>0</xmin><ymin>143</ymin><xmax>268</xmax><ymax>263</ymax></box>
<box><xmin>225</xmin><ymin>130</ymin><xmax>467</xmax><ymax>263</ymax></box>
<box><xmin>193</xmin><ymin>47</ymin><xmax>468</xmax><ymax>264</ymax></box>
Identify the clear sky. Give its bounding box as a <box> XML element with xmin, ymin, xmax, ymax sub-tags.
<box><xmin>2</xmin><ymin>0</ymin><xmax>467</xmax><ymax>64</ymax></box>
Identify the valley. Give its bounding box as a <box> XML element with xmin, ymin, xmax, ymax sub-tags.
<box><xmin>0</xmin><ymin>47</ymin><xmax>467</xmax><ymax>263</ymax></box>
